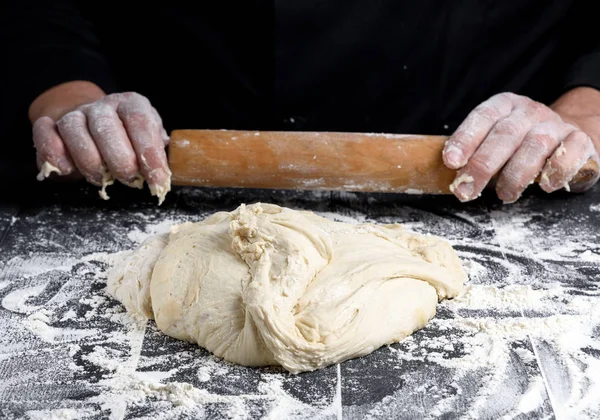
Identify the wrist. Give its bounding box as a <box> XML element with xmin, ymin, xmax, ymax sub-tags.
<box><xmin>28</xmin><ymin>80</ymin><xmax>106</xmax><ymax>122</ymax></box>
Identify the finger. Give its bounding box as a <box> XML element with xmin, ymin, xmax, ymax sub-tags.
<box><xmin>117</xmin><ymin>96</ymin><xmax>171</xmax><ymax>204</ymax></box>
<box><xmin>150</xmin><ymin>106</ymin><xmax>170</xmax><ymax>145</ymax></box>
<box><xmin>450</xmin><ymin>103</ymin><xmax>552</xmax><ymax>201</ymax></box>
<box><xmin>35</xmin><ymin>153</ymin><xmax>83</xmax><ymax>183</ymax></box>
<box><xmin>443</xmin><ymin>92</ymin><xmax>515</xmax><ymax>169</ymax></box>
<box><xmin>113</xmin><ymin>92</ymin><xmax>169</xmax><ymax>144</ymax></box>
<box><xmin>495</xmin><ymin>121</ymin><xmax>577</xmax><ymax>203</ymax></box>
<box><xmin>84</xmin><ymin>102</ymin><xmax>143</xmax><ymax>187</ymax></box>
<box><xmin>32</xmin><ymin>116</ymin><xmax>77</xmax><ymax>180</ymax></box>
<box><xmin>56</xmin><ymin>110</ymin><xmax>109</xmax><ymax>187</ymax></box>
<box><xmin>539</xmin><ymin>130</ymin><xmax>600</xmax><ymax>193</ymax></box>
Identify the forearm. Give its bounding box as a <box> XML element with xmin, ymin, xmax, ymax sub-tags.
<box><xmin>552</xmin><ymin>87</ymin><xmax>600</xmax><ymax>153</ymax></box>
<box><xmin>29</xmin><ymin>81</ymin><xmax>106</xmax><ymax>122</ymax></box>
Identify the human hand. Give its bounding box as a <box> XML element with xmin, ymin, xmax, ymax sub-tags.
<box><xmin>442</xmin><ymin>92</ymin><xmax>600</xmax><ymax>203</ymax></box>
<box><xmin>32</xmin><ymin>87</ymin><xmax>171</xmax><ymax>204</ymax></box>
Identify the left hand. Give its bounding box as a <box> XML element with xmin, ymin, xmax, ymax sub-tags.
<box><xmin>443</xmin><ymin>91</ymin><xmax>600</xmax><ymax>203</ymax></box>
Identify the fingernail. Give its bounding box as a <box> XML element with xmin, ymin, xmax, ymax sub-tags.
<box><xmin>538</xmin><ymin>170</ymin><xmax>551</xmax><ymax>191</ymax></box>
<box><xmin>147</xmin><ymin>167</ymin><xmax>167</xmax><ymax>185</ymax></box>
<box><xmin>447</xmin><ymin>151</ymin><xmax>461</xmax><ymax>166</ymax></box>
<box><xmin>449</xmin><ymin>173</ymin><xmax>475</xmax><ymax>201</ymax></box>
<box><xmin>455</xmin><ymin>183</ymin><xmax>474</xmax><ymax>201</ymax></box>
<box><xmin>539</xmin><ymin>166</ymin><xmax>568</xmax><ymax>193</ymax></box>
<box><xmin>57</xmin><ymin>157</ymin><xmax>74</xmax><ymax>174</ymax></box>
<box><xmin>495</xmin><ymin>181</ymin><xmax>518</xmax><ymax>203</ymax></box>
<box><xmin>125</xmin><ymin>173</ymin><xmax>145</xmax><ymax>189</ymax></box>
<box><xmin>500</xmin><ymin>192</ymin><xmax>518</xmax><ymax>204</ymax></box>
<box><xmin>444</xmin><ymin>145</ymin><xmax>463</xmax><ymax>168</ymax></box>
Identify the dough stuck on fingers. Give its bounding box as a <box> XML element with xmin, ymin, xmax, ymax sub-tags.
<box><xmin>149</xmin><ymin>170</ymin><xmax>172</xmax><ymax>206</ymax></box>
<box><xmin>98</xmin><ymin>166</ymin><xmax>115</xmax><ymax>200</ymax></box>
<box><xmin>107</xmin><ymin>203</ymin><xmax>467</xmax><ymax>373</ymax></box>
<box><xmin>36</xmin><ymin>161</ymin><xmax>61</xmax><ymax>181</ymax></box>
<box><xmin>95</xmin><ymin>166</ymin><xmax>168</xmax><ymax>203</ymax></box>
<box><xmin>449</xmin><ymin>173</ymin><xmax>475</xmax><ymax>200</ymax></box>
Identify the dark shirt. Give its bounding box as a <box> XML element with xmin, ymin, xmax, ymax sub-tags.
<box><xmin>1</xmin><ymin>1</ymin><xmax>598</xmax><ymax>182</ymax></box>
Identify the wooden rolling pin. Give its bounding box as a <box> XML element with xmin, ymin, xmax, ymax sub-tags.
<box><xmin>167</xmin><ymin>129</ymin><xmax>599</xmax><ymax>194</ymax></box>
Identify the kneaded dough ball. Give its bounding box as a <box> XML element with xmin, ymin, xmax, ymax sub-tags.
<box><xmin>108</xmin><ymin>203</ymin><xmax>467</xmax><ymax>373</ymax></box>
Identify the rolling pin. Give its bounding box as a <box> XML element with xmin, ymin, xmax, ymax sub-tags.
<box><xmin>167</xmin><ymin>129</ymin><xmax>599</xmax><ymax>194</ymax></box>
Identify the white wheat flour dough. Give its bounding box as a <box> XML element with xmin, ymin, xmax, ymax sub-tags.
<box><xmin>107</xmin><ymin>203</ymin><xmax>467</xmax><ymax>373</ymax></box>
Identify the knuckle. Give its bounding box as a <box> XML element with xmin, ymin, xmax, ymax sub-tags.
<box><xmin>473</xmin><ymin>105</ymin><xmax>501</xmax><ymax>123</ymax></box>
<box><xmin>500</xmin><ymin>169</ymin><xmax>526</xmax><ymax>190</ymax></box>
<box><xmin>86</xmin><ymin>106</ymin><xmax>118</xmax><ymax>135</ymax></box>
<box><xmin>126</xmin><ymin>110</ymin><xmax>151</xmax><ymax>123</ymax></box>
<box><xmin>85</xmin><ymin>103</ymin><xmax>113</xmax><ymax>123</ymax></box>
<box><xmin>526</xmin><ymin>100</ymin><xmax>550</xmax><ymax>119</ymax></box>
<box><xmin>501</xmin><ymin>92</ymin><xmax>524</xmax><ymax>103</ymax></box>
<box><xmin>123</xmin><ymin>91</ymin><xmax>150</xmax><ymax>104</ymax></box>
<box><xmin>91</xmin><ymin>115</ymin><xmax>116</xmax><ymax>134</ymax></box>
<box><xmin>497</xmin><ymin>92</ymin><xmax>514</xmax><ymax>101</ymax></box>
<box><xmin>446</xmin><ymin>132</ymin><xmax>468</xmax><ymax>148</ymax></box>
<box><xmin>493</xmin><ymin>92</ymin><xmax>519</xmax><ymax>106</ymax></box>
<box><xmin>125</xmin><ymin>111</ymin><xmax>156</xmax><ymax>132</ymax></box>
<box><xmin>468</xmin><ymin>155</ymin><xmax>495</xmax><ymax>177</ymax></box>
<box><xmin>569</xmin><ymin>130</ymin><xmax>591</xmax><ymax>147</ymax></box>
<box><xmin>33</xmin><ymin>115</ymin><xmax>54</xmax><ymax>128</ymax></box>
<box><xmin>525</xmin><ymin>132</ymin><xmax>552</xmax><ymax>155</ymax></box>
<box><xmin>56</xmin><ymin>110</ymin><xmax>86</xmax><ymax>132</ymax></box>
<box><xmin>531</xmin><ymin>120</ymin><xmax>558</xmax><ymax>134</ymax></box>
<box><xmin>99</xmin><ymin>94</ymin><xmax>119</xmax><ymax>106</ymax></box>
<box><xmin>493</xmin><ymin>119</ymin><xmax>521</xmax><ymax>138</ymax></box>
<box><xmin>478</xmin><ymin>92</ymin><xmax>518</xmax><ymax>117</ymax></box>
<box><xmin>58</xmin><ymin>109</ymin><xmax>85</xmax><ymax>123</ymax></box>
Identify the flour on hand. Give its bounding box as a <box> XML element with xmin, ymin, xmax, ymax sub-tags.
<box><xmin>107</xmin><ymin>203</ymin><xmax>467</xmax><ymax>373</ymax></box>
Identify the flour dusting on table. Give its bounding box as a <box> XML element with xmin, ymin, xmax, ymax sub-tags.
<box><xmin>1</xmin><ymin>191</ymin><xmax>599</xmax><ymax>419</ymax></box>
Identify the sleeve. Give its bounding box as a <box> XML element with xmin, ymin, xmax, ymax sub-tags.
<box><xmin>564</xmin><ymin>52</ymin><xmax>600</xmax><ymax>92</ymax></box>
<box><xmin>0</xmin><ymin>1</ymin><xmax>119</xmax><ymax>181</ymax></box>
<box><xmin>563</xmin><ymin>2</ymin><xmax>600</xmax><ymax>92</ymax></box>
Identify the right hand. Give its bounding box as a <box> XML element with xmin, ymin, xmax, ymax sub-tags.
<box><xmin>32</xmin><ymin>91</ymin><xmax>171</xmax><ymax>204</ymax></box>
<box><xmin>442</xmin><ymin>92</ymin><xmax>600</xmax><ymax>203</ymax></box>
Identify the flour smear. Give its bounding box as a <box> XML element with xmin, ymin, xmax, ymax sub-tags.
<box><xmin>0</xmin><ymin>200</ymin><xmax>599</xmax><ymax>420</ymax></box>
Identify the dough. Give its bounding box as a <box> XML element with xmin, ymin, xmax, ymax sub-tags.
<box><xmin>107</xmin><ymin>203</ymin><xmax>467</xmax><ymax>373</ymax></box>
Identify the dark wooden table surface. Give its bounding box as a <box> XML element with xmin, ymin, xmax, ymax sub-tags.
<box><xmin>1</xmin><ymin>181</ymin><xmax>599</xmax><ymax>419</ymax></box>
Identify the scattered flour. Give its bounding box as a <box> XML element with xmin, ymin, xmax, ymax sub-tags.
<box><xmin>23</xmin><ymin>313</ymin><xmax>99</xmax><ymax>344</ymax></box>
<box><xmin>451</xmin><ymin>284</ymin><xmax>561</xmax><ymax>311</ymax></box>
<box><xmin>126</xmin><ymin>218</ymin><xmax>183</xmax><ymax>244</ymax></box>
<box><xmin>24</xmin><ymin>408</ymin><xmax>95</xmax><ymax>420</ymax></box>
<box><xmin>1</xmin><ymin>202</ymin><xmax>599</xmax><ymax>419</ymax></box>
<box><xmin>404</xmin><ymin>189</ymin><xmax>424</xmax><ymax>195</ymax></box>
